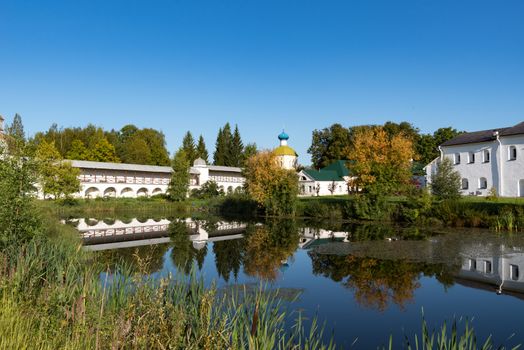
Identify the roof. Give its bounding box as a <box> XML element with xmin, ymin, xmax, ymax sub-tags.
<box><xmin>208</xmin><ymin>165</ymin><xmax>242</xmax><ymax>173</ymax></box>
<box><xmin>274</xmin><ymin>145</ymin><xmax>298</xmax><ymax>157</ymax></box>
<box><xmin>441</xmin><ymin>121</ymin><xmax>524</xmax><ymax>147</ymax></box>
<box><xmin>303</xmin><ymin>160</ymin><xmax>352</xmax><ymax>181</ymax></box>
<box><xmin>68</xmin><ymin>160</ymin><xmax>173</xmax><ymax>173</ymax></box>
<box><xmin>68</xmin><ymin>159</ymin><xmax>243</xmax><ymax>174</ymax></box>
<box><xmin>278</xmin><ymin>131</ymin><xmax>289</xmax><ymax>140</ymax></box>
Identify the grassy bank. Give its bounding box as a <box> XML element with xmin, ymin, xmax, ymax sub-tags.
<box><xmin>295</xmin><ymin>195</ymin><xmax>524</xmax><ymax>232</ymax></box>
<box><xmin>1</xmin><ymin>206</ymin><xmax>339</xmax><ymax>349</ymax></box>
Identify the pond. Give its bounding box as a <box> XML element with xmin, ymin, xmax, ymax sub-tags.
<box><xmin>69</xmin><ymin>216</ymin><xmax>524</xmax><ymax>348</ymax></box>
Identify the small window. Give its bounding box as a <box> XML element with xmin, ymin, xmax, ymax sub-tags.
<box><xmin>484</xmin><ymin>261</ymin><xmax>492</xmax><ymax>274</ymax></box>
<box><xmin>468</xmin><ymin>152</ymin><xmax>475</xmax><ymax>164</ymax></box>
<box><xmin>483</xmin><ymin>150</ymin><xmax>490</xmax><ymax>163</ymax></box>
<box><xmin>454</xmin><ymin>153</ymin><xmax>461</xmax><ymax>165</ymax></box>
<box><xmin>461</xmin><ymin>178</ymin><xmax>469</xmax><ymax>190</ymax></box>
<box><xmin>510</xmin><ymin>264</ymin><xmax>519</xmax><ymax>281</ymax></box>
<box><xmin>509</xmin><ymin>146</ymin><xmax>517</xmax><ymax>161</ymax></box>
<box><xmin>479</xmin><ymin>177</ymin><xmax>488</xmax><ymax>189</ymax></box>
<box><xmin>469</xmin><ymin>259</ymin><xmax>477</xmax><ymax>271</ymax></box>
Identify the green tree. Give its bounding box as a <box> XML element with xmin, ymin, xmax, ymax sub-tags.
<box><xmin>213</xmin><ymin>123</ymin><xmax>232</xmax><ymax>166</ymax></box>
<box><xmin>243</xmin><ymin>143</ymin><xmax>258</xmax><ymax>162</ymax></box>
<box><xmin>416</xmin><ymin>134</ymin><xmax>437</xmax><ymax>165</ymax></box>
<box><xmin>120</xmin><ymin>134</ymin><xmax>152</xmax><ymax>164</ymax></box>
<box><xmin>0</xmin><ymin>145</ymin><xmax>41</xmax><ymax>249</ymax></box>
<box><xmin>7</xmin><ymin>113</ymin><xmax>25</xmax><ymax>142</ymax></box>
<box><xmin>196</xmin><ymin>135</ymin><xmax>209</xmax><ymax>163</ymax></box>
<box><xmin>66</xmin><ymin>139</ymin><xmax>90</xmax><ymax>160</ymax></box>
<box><xmin>88</xmin><ymin>138</ymin><xmax>120</xmax><ymax>162</ymax></box>
<box><xmin>229</xmin><ymin>125</ymin><xmax>244</xmax><ymax>167</ymax></box>
<box><xmin>308</xmin><ymin>123</ymin><xmax>351</xmax><ymax>169</ymax></box>
<box><xmin>182</xmin><ymin>131</ymin><xmax>197</xmax><ymax>165</ymax></box>
<box><xmin>168</xmin><ymin>148</ymin><xmax>190</xmax><ymax>201</ymax></box>
<box><xmin>430</xmin><ymin>157</ymin><xmax>461</xmax><ymax>200</ymax></box>
<box><xmin>139</xmin><ymin>128</ymin><xmax>170</xmax><ymax>165</ymax></box>
<box><xmin>244</xmin><ymin>151</ymin><xmax>299</xmax><ymax>216</ymax></box>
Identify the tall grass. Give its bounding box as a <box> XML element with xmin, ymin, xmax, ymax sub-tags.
<box><xmin>382</xmin><ymin>316</ymin><xmax>521</xmax><ymax>350</ymax></box>
<box><xmin>0</xmin><ymin>212</ymin><xmax>336</xmax><ymax>349</ymax></box>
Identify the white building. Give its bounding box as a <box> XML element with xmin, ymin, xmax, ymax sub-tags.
<box><xmin>59</xmin><ymin>158</ymin><xmax>244</xmax><ymax>199</ymax></box>
<box><xmin>298</xmin><ymin>160</ymin><xmax>354</xmax><ymax>196</ymax></box>
<box><xmin>273</xmin><ymin>131</ymin><xmax>298</xmax><ymax>170</ymax></box>
<box><xmin>425</xmin><ymin>121</ymin><xmax>524</xmax><ymax>197</ymax></box>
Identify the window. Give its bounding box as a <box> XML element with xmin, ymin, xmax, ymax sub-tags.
<box><xmin>469</xmin><ymin>259</ymin><xmax>477</xmax><ymax>271</ymax></box>
<box><xmin>479</xmin><ymin>177</ymin><xmax>488</xmax><ymax>189</ymax></box>
<box><xmin>483</xmin><ymin>149</ymin><xmax>490</xmax><ymax>163</ymax></box>
<box><xmin>454</xmin><ymin>153</ymin><xmax>461</xmax><ymax>165</ymax></box>
<box><xmin>509</xmin><ymin>146</ymin><xmax>517</xmax><ymax>161</ymax></box>
<box><xmin>468</xmin><ymin>152</ymin><xmax>475</xmax><ymax>164</ymax></box>
<box><xmin>510</xmin><ymin>264</ymin><xmax>519</xmax><ymax>281</ymax></box>
<box><xmin>484</xmin><ymin>261</ymin><xmax>492</xmax><ymax>274</ymax></box>
<box><xmin>461</xmin><ymin>178</ymin><xmax>469</xmax><ymax>190</ymax></box>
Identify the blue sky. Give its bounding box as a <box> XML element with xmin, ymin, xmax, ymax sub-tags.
<box><xmin>1</xmin><ymin>0</ymin><xmax>523</xmax><ymax>165</ymax></box>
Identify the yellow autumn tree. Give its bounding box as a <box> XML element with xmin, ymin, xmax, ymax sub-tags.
<box><xmin>349</xmin><ymin>126</ymin><xmax>415</xmax><ymax>194</ymax></box>
<box><xmin>243</xmin><ymin>151</ymin><xmax>298</xmax><ymax>216</ymax></box>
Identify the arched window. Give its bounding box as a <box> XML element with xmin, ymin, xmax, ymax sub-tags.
<box><xmin>479</xmin><ymin>177</ymin><xmax>488</xmax><ymax>189</ymax></box>
<box><xmin>454</xmin><ymin>153</ymin><xmax>461</xmax><ymax>165</ymax></box>
<box><xmin>483</xmin><ymin>149</ymin><xmax>490</xmax><ymax>163</ymax></box>
<box><xmin>461</xmin><ymin>178</ymin><xmax>469</xmax><ymax>190</ymax></box>
<box><xmin>509</xmin><ymin>146</ymin><xmax>517</xmax><ymax>161</ymax></box>
<box><xmin>468</xmin><ymin>152</ymin><xmax>475</xmax><ymax>164</ymax></box>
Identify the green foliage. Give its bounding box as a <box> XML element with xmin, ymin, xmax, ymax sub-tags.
<box><xmin>431</xmin><ymin>158</ymin><xmax>461</xmax><ymax>200</ymax></box>
<box><xmin>65</xmin><ymin>139</ymin><xmax>90</xmax><ymax>160</ymax></box>
<box><xmin>182</xmin><ymin>131</ymin><xmax>197</xmax><ymax>165</ymax></box>
<box><xmin>196</xmin><ymin>134</ymin><xmax>209</xmax><ymax>163</ymax></box>
<box><xmin>230</xmin><ymin>124</ymin><xmax>244</xmax><ymax>167</ymax></box>
<box><xmin>382</xmin><ymin>316</ymin><xmax>510</xmax><ymax>350</ymax></box>
<box><xmin>168</xmin><ymin>148</ymin><xmax>190</xmax><ymax>201</ymax></box>
<box><xmin>264</xmin><ymin>170</ymin><xmax>300</xmax><ymax>216</ymax></box>
<box><xmin>35</xmin><ymin>140</ymin><xmax>81</xmax><ymax>199</ymax></box>
<box><xmin>6</xmin><ymin>113</ymin><xmax>26</xmax><ymax>143</ymax></box>
<box><xmin>243</xmin><ymin>142</ymin><xmax>258</xmax><ymax>161</ymax></box>
<box><xmin>89</xmin><ymin>137</ymin><xmax>120</xmax><ymax>162</ymax></box>
<box><xmin>32</xmin><ymin>123</ymin><xmax>170</xmax><ymax>166</ymax></box>
<box><xmin>213</xmin><ymin>123</ymin><xmax>232</xmax><ymax>166</ymax></box>
<box><xmin>0</xmin><ymin>147</ymin><xmax>42</xmax><ymax>250</ymax></box>
<box><xmin>190</xmin><ymin>180</ymin><xmax>224</xmax><ymax>199</ymax></box>
<box><xmin>308</xmin><ymin>123</ymin><xmax>351</xmax><ymax>169</ymax></box>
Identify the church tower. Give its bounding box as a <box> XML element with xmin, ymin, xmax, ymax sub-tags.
<box><xmin>273</xmin><ymin>130</ymin><xmax>298</xmax><ymax>170</ymax></box>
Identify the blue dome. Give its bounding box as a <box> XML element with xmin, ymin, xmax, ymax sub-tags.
<box><xmin>278</xmin><ymin>131</ymin><xmax>289</xmax><ymax>140</ymax></box>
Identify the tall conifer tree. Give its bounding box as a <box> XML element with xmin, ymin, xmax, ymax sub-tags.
<box><xmin>230</xmin><ymin>125</ymin><xmax>244</xmax><ymax>167</ymax></box>
<box><xmin>182</xmin><ymin>131</ymin><xmax>197</xmax><ymax>165</ymax></box>
<box><xmin>196</xmin><ymin>135</ymin><xmax>209</xmax><ymax>163</ymax></box>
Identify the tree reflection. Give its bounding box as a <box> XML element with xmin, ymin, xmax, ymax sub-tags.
<box><xmin>95</xmin><ymin>243</ymin><xmax>169</xmax><ymax>275</ymax></box>
<box><xmin>169</xmin><ymin>220</ymin><xmax>207</xmax><ymax>274</ymax></box>
<box><xmin>309</xmin><ymin>252</ymin><xmax>457</xmax><ymax>311</ymax></box>
<box><xmin>213</xmin><ymin>239</ymin><xmax>244</xmax><ymax>282</ymax></box>
<box><xmin>243</xmin><ymin>220</ymin><xmax>299</xmax><ymax>281</ymax></box>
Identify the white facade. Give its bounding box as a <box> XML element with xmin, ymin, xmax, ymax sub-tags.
<box><xmin>51</xmin><ymin>158</ymin><xmax>245</xmax><ymax>199</ymax></box>
<box><xmin>426</xmin><ymin>124</ymin><xmax>524</xmax><ymax>197</ymax></box>
<box><xmin>274</xmin><ymin>131</ymin><xmax>298</xmax><ymax>170</ymax></box>
<box><xmin>297</xmin><ymin>171</ymin><xmax>350</xmax><ymax>196</ymax></box>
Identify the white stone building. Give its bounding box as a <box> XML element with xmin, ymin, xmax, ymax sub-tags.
<box><xmin>297</xmin><ymin>160</ymin><xmax>354</xmax><ymax>196</ymax></box>
<box><xmin>425</xmin><ymin>121</ymin><xmax>524</xmax><ymax>197</ymax></box>
<box><xmin>58</xmin><ymin>158</ymin><xmax>244</xmax><ymax>199</ymax></box>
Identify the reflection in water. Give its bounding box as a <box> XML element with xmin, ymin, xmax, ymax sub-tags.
<box><xmin>170</xmin><ymin>221</ymin><xmax>208</xmax><ymax>273</ymax></box>
<box><xmin>81</xmin><ymin>216</ymin><xmax>524</xmax><ymax>309</ymax></box>
<box><xmin>309</xmin><ymin>252</ymin><xmax>457</xmax><ymax>311</ymax></box>
<box><xmin>242</xmin><ymin>220</ymin><xmax>299</xmax><ymax>281</ymax></box>
<box><xmin>213</xmin><ymin>239</ymin><xmax>244</xmax><ymax>282</ymax></box>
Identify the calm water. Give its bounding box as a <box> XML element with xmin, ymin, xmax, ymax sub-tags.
<box><xmin>71</xmin><ymin>216</ymin><xmax>524</xmax><ymax>348</ymax></box>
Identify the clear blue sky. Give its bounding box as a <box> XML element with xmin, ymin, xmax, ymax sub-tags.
<box><xmin>1</xmin><ymin>0</ymin><xmax>523</xmax><ymax>165</ymax></box>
